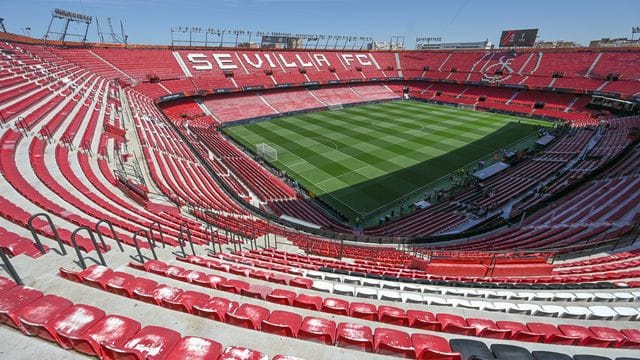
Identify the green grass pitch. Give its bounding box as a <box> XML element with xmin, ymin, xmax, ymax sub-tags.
<box><xmin>223</xmin><ymin>101</ymin><xmax>550</xmax><ymax>224</ymax></box>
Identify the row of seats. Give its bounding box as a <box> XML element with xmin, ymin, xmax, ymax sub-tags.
<box><xmin>268</xmin><ymin>198</ymin><xmax>352</xmax><ymax>232</ymax></box>
<box><xmin>240</xmin><ymin>245</ymin><xmax>640</xmax><ymax>289</ymax></box>
<box><xmin>163</xmin><ymin>257</ymin><xmax>640</xmax><ymax>348</ymax></box>
<box><xmin>128</xmin><ymin>89</ymin><xmax>248</xmax><ymax>214</ymax></box>
<box><xmin>218</xmin><ymin>252</ymin><xmax>640</xmax><ymax>320</ymax></box>
<box><xmin>0</xmin><ymin>226</ymin><xmax>47</xmax><ymax>258</ymax></box>
<box><xmin>59</xmin><ymin>265</ymin><xmax>467</xmax><ymax>359</ymax></box>
<box><xmin>191</xmin><ymin>127</ymin><xmax>298</xmax><ymax>202</ymax></box>
<box><xmin>45</xmin><ymin>46</ymin><xmax>639</xmax><ymax>97</ymax></box>
<box><xmin>230</xmin><ymin>249</ymin><xmax>640</xmax><ymax>295</ymax></box>
<box><xmin>409</xmin><ymin>82</ymin><xmax>596</xmax><ymax>125</ymax></box>
<box><xmin>0</xmin><ymin>276</ymin><xmax>292</xmax><ymax>359</ymax></box>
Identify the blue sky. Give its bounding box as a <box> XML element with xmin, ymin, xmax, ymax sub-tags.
<box><xmin>2</xmin><ymin>0</ymin><xmax>639</xmax><ymax>48</ymax></box>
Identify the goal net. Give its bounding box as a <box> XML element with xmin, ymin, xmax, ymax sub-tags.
<box><xmin>256</xmin><ymin>143</ymin><xmax>278</xmax><ymax>162</ymax></box>
<box><xmin>458</xmin><ymin>103</ymin><xmax>476</xmax><ymax>111</ymax></box>
<box><xmin>328</xmin><ymin>104</ymin><xmax>344</xmax><ymax>111</ymax></box>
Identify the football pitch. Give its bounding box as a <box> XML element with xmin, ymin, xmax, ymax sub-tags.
<box><xmin>224</xmin><ymin>101</ymin><xmax>550</xmax><ymax>224</ymax></box>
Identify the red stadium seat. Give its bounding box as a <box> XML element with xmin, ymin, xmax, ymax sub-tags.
<box><xmin>349</xmin><ymin>302</ymin><xmax>378</xmax><ymax>321</ymax></box>
<box><xmin>298</xmin><ymin>316</ymin><xmax>336</xmax><ymax>345</ymax></box>
<box><xmin>412</xmin><ymin>333</ymin><xmax>462</xmax><ymax>360</ymax></box>
<box><xmin>407</xmin><ymin>309</ymin><xmax>441</xmax><ymax>331</ymax></box>
<box><xmin>321</xmin><ymin>297</ymin><xmax>350</xmax><ymax>316</ymax></box>
<box><xmin>103</xmin><ymin>272</ymin><xmax>136</xmax><ymax>296</ymax></box>
<box><xmin>49</xmin><ymin>304</ymin><xmax>106</xmax><ymax>349</ymax></box>
<box><xmin>0</xmin><ymin>286</ymin><xmax>44</xmax><ymax>328</ymax></box>
<box><xmin>437</xmin><ymin>314</ymin><xmax>476</xmax><ymax>336</ymax></box>
<box><xmin>527</xmin><ymin>322</ymin><xmax>580</xmax><ymax>345</ymax></box>
<box><xmin>102</xmin><ymin>326</ymin><xmax>181</xmax><ymax>360</ymax></box>
<box><xmin>292</xmin><ymin>293</ymin><xmax>322</xmax><ymax>311</ymax></box>
<box><xmin>121</xmin><ymin>278</ymin><xmax>158</xmax><ymax>298</ymax></box>
<box><xmin>261</xmin><ymin>310</ymin><xmax>302</xmax><ymax>338</ymax></box>
<box><xmin>374</xmin><ymin>327</ymin><xmax>415</xmax><ymax>358</ymax></box>
<box><xmin>15</xmin><ymin>294</ymin><xmax>73</xmax><ymax>336</ymax></box>
<box><xmin>378</xmin><ymin>305</ymin><xmax>409</xmax><ymax>326</ymax></box>
<box><xmin>164</xmin><ymin>336</ymin><xmax>222</xmax><ymax>360</ymax></box>
<box><xmin>226</xmin><ymin>303</ymin><xmax>270</xmax><ymax>331</ymax></box>
<box><xmin>0</xmin><ymin>276</ymin><xmax>17</xmax><ymax>293</ymax></box>
<box><xmin>466</xmin><ymin>318</ymin><xmax>510</xmax><ymax>339</ymax></box>
<box><xmin>336</xmin><ymin>322</ymin><xmax>374</xmax><ymax>352</ymax></box>
<box><xmin>161</xmin><ymin>290</ymin><xmax>210</xmax><ymax>313</ymax></box>
<box><xmin>558</xmin><ymin>325</ymin><xmax>616</xmax><ymax>348</ymax></box>
<box><xmin>266</xmin><ymin>289</ymin><xmax>296</xmax><ymax>305</ymax></box>
<box><xmin>241</xmin><ymin>284</ymin><xmax>273</xmax><ymax>300</ymax></box>
<box><xmin>620</xmin><ymin>329</ymin><xmax>640</xmax><ymax>348</ymax></box>
<box><xmin>219</xmin><ymin>346</ymin><xmax>269</xmax><ymax>360</ymax></box>
<box><xmin>67</xmin><ymin>315</ymin><xmax>141</xmax><ymax>357</ymax></box>
<box><xmin>192</xmin><ymin>297</ymin><xmax>239</xmax><ymax>322</ymax></box>
<box><xmin>497</xmin><ymin>321</ymin><xmax>544</xmax><ymax>342</ymax></box>
<box><xmin>588</xmin><ymin>326</ymin><xmax>627</xmax><ymax>347</ymax></box>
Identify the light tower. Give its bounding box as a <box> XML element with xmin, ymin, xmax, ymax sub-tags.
<box><xmin>44</xmin><ymin>8</ymin><xmax>92</xmax><ymax>43</ymax></box>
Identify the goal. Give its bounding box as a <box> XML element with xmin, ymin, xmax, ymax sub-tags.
<box><xmin>256</xmin><ymin>143</ymin><xmax>278</xmax><ymax>162</ymax></box>
<box><xmin>328</xmin><ymin>104</ymin><xmax>344</xmax><ymax>111</ymax></box>
<box><xmin>457</xmin><ymin>103</ymin><xmax>476</xmax><ymax>111</ymax></box>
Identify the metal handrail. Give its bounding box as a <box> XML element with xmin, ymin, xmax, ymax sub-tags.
<box><xmin>28</xmin><ymin>213</ymin><xmax>66</xmax><ymax>255</ymax></box>
<box><xmin>263</xmin><ymin>220</ymin><xmax>270</xmax><ymax>249</ymax></box>
<box><xmin>70</xmin><ymin>226</ymin><xmax>107</xmax><ymax>269</ymax></box>
<box><xmin>95</xmin><ymin>219</ymin><xmax>124</xmax><ymax>252</ymax></box>
<box><xmin>205</xmin><ymin>223</ymin><xmax>222</xmax><ymax>254</ymax></box>
<box><xmin>149</xmin><ymin>221</ymin><xmax>165</xmax><ymax>248</ymax></box>
<box><xmin>41</xmin><ymin>126</ymin><xmax>53</xmax><ymax>144</ymax></box>
<box><xmin>181</xmin><ymin>223</ymin><xmax>195</xmax><ymax>256</ymax></box>
<box><xmin>82</xmin><ymin>140</ymin><xmax>93</xmax><ymax>156</ymax></box>
<box><xmin>228</xmin><ymin>224</ymin><xmax>239</xmax><ymax>253</ymax></box>
<box><xmin>99</xmin><ymin>145</ymin><xmax>109</xmax><ymax>161</ymax></box>
<box><xmin>205</xmin><ymin>223</ymin><xmax>215</xmax><ymax>255</ymax></box>
<box><xmin>132</xmin><ymin>229</ymin><xmax>157</xmax><ymax>263</ymax></box>
<box><xmin>213</xmin><ymin>229</ymin><xmax>222</xmax><ymax>254</ymax></box>
<box><xmin>0</xmin><ymin>248</ymin><xmax>23</xmax><ymax>285</ymax></box>
<box><xmin>16</xmin><ymin>116</ymin><xmax>28</xmax><ymax>136</ymax></box>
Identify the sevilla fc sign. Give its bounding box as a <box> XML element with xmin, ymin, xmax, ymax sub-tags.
<box><xmin>177</xmin><ymin>51</ymin><xmax>379</xmax><ymax>73</ymax></box>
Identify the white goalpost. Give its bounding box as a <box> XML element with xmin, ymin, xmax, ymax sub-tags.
<box><xmin>256</xmin><ymin>143</ymin><xmax>278</xmax><ymax>162</ymax></box>
<box><xmin>457</xmin><ymin>103</ymin><xmax>477</xmax><ymax>111</ymax></box>
<box><xmin>328</xmin><ymin>104</ymin><xmax>344</xmax><ymax>111</ymax></box>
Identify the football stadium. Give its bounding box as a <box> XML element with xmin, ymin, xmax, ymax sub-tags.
<box><xmin>0</xmin><ymin>1</ymin><xmax>640</xmax><ymax>359</ymax></box>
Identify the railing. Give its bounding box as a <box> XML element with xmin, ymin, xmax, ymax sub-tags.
<box><xmin>27</xmin><ymin>213</ymin><xmax>66</xmax><ymax>255</ymax></box>
<box><xmin>113</xmin><ymin>145</ymin><xmax>147</xmax><ymax>186</ymax></box>
<box><xmin>70</xmin><ymin>226</ymin><xmax>107</xmax><ymax>269</ymax></box>
<box><xmin>225</xmin><ymin>225</ymin><xmax>241</xmax><ymax>253</ymax></box>
<box><xmin>95</xmin><ymin>219</ymin><xmax>124</xmax><ymax>252</ymax></box>
<box><xmin>243</xmin><ymin>222</ymin><xmax>257</xmax><ymax>251</ymax></box>
<box><xmin>15</xmin><ymin>116</ymin><xmax>29</xmax><ymax>136</ymax></box>
<box><xmin>131</xmin><ymin>152</ymin><xmax>146</xmax><ymax>186</ymax></box>
<box><xmin>40</xmin><ymin>126</ymin><xmax>53</xmax><ymax>144</ymax></box>
<box><xmin>174</xmin><ymin>223</ymin><xmax>195</xmax><ymax>257</ymax></box>
<box><xmin>263</xmin><ymin>220</ymin><xmax>273</xmax><ymax>249</ymax></box>
<box><xmin>0</xmin><ymin>248</ymin><xmax>23</xmax><ymax>285</ymax></box>
<box><xmin>81</xmin><ymin>140</ymin><xmax>93</xmax><ymax>157</ymax></box>
<box><xmin>149</xmin><ymin>221</ymin><xmax>165</xmax><ymax>248</ymax></box>
<box><xmin>61</xmin><ymin>134</ymin><xmax>74</xmax><ymax>150</ymax></box>
<box><xmin>99</xmin><ymin>145</ymin><xmax>109</xmax><ymax>161</ymax></box>
<box><xmin>132</xmin><ymin>229</ymin><xmax>157</xmax><ymax>264</ymax></box>
<box><xmin>205</xmin><ymin>223</ymin><xmax>222</xmax><ymax>254</ymax></box>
